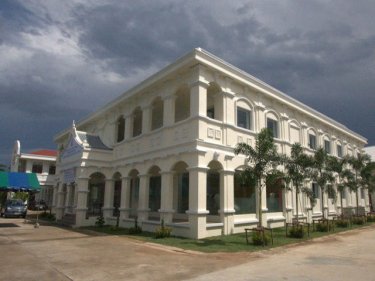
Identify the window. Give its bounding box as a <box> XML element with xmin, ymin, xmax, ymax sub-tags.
<box><xmin>207</xmin><ymin>107</ymin><xmax>215</xmax><ymax>119</ymax></box>
<box><xmin>151</xmin><ymin>98</ymin><xmax>163</xmax><ymax>131</ymax></box>
<box><xmin>132</xmin><ymin>107</ymin><xmax>142</xmax><ymax>137</ymax></box>
<box><xmin>308</xmin><ymin>134</ymin><xmax>316</xmax><ymax>150</ymax></box>
<box><xmin>116</xmin><ymin>116</ymin><xmax>125</xmax><ymax>142</ymax></box>
<box><xmin>337</xmin><ymin>144</ymin><xmax>342</xmax><ymax>158</ymax></box>
<box><xmin>174</xmin><ymin>87</ymin><xmax>190</xmax><ymax>122</ymax></box>
<box><xmin>267</xmin><ymin>118</ymin><xmax>279</xmax><ymax>138</ymax></box>
<box><xmin>149</xmin><ymin>176</ymin><xmax>161</xmax><ymax>212</ymax></box>
<box><xmin>360</xmin><ymin>188</ymin><xmax>365</xmax><ymax>199</ymax></box>
<box><xmin>234</xmin><ymin>171</ymin><xmax>256</xmax><ymax>214</ymax></box>
<box><xmin>177</xmin><ymin>172</ymin><xmax>189</xmax><ymax>213</ymax></box>
<box><xmin>324</xmin><ymin>140</ymin><xmax>331</xmax><ymax>154</ymax></box>
<box><xmin>207</xmin><ymin>171</ymin><xmax>220</xmax><ymax>215</ymax></box>
<box><xmin>312</xmin><ymin>183</ymin><xmax>320</xmax><ymax>199</ymax></box>
<box><xmin>48</xmin><ymin>165</ymin><xmax>56</xmax><ymax>175</ymax></box>
<box><xmin>266</xmin><ymin>183</ymin><xmax>283</xmax><ymax>212</ymax></box>
<box><xmin>237</xmin><ymin>107</ymin><xmax>251</xmax><ymax>130</ymax></box>
<box><xmin>32</xmin><ymin>163</ymin><xmax>43</xmax><ymax>174</ymax></box>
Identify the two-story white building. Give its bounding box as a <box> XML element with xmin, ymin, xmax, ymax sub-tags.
<box><xmin>52</xmin><ymin>48</ymin><xmax>368</xmax><ymax>239</ymax></box>
<box><xmin>11</xmin><ymin>140</ymin><xmax>57</xmax><ymax>207</ymax></box>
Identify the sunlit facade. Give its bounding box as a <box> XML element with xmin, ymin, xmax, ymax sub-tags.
<box><xmin>52</xmin><ymin>48</ymin><xmax>368</xmax><ymax>238</ymax></box>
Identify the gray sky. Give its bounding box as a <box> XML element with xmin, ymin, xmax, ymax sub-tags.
<box><xmin>1</xmin><ymin>0</ymin><xmax>374</xmax><ymax>166</ymax></box>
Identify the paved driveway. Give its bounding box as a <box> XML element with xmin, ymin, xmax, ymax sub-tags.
<box><xmin>1</xmin><ymin>218</ymin><xmax>375</xmax><ymax>281</ymax></box>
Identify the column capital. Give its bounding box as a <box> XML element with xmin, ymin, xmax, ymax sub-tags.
<box><xmin>254</xmin><ymin>101</ymin><xmax>266</xmax><ymax>110</ymax></box>
<box><xmin>189</xmin><ymin>80</ymin><xmax>209</xmax><ymax>89</ymax></box>
<box><xmin>187</xmin><ymin>166</ymin><xmax>209</xmax><ymax>172</ymax></box>
<box><xmin>301</xmin><ymin>122</ymin><xmax>308</xmax><ymax>128</ymax></box>
<box><xmin>280</xmin><ymin>113</ymin><xmax>289</xmax><ymax>120</ymax></box>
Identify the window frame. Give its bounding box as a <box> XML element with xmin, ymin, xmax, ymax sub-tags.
<box><xmin>266</xmin><ymin>118</ymin><xmax>279</xmax><ymax>138</ymax></box>
<box><xmin>236</xmin><ymin>107</ymin><xmax>252</xmax><ymax>130</ymax></box>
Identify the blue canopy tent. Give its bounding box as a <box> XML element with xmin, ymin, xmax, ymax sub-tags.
<box><xmin>0</xmin><ymin>172</ymin><xmax>40</xmax><ymax>192</ymax></box>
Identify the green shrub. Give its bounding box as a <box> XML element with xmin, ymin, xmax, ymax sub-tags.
<box><xmin>367</xmin><ymin>215</ymin><xmax>375</xmax><ymax>222</ymax></box>
<box><xmin>316</xmin><ymin>222</ymin><xmax>329</xmax><ymax>232</ymax></box>
<box><xmin>39</xmin><ymin>212</ymin><xmax>56</xmax><ymax>221</ymax></box>
<box><xmin>95</xmin><ymin>215</ymin><xmax>105</xmax><ymax>227</ymax></box>
<box><xmin>252</xmin><ymin>231</ymin><xmax>270</xmax><ymax>246</ymax></box>
<box><xmin>154</xmin><ymin>219</ymin><xmax>172</xmax><ymax>239</ymax></box>
<box><xmin>289</xmin><ymin>225</ymin><xmax>304</xmax><ymax>238</ymax></box>
<box><xmin>335</xmin><ymin>219</ymin><xmax>349</xmax><ymax>228</ymax></box>
<box><xmin>352</xmin><ymin>217</ymin><xmax>365</xmax><ymax>225</ymax></box>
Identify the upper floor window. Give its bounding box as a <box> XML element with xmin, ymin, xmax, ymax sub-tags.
<box><xmin>237</xmin><ymin>107</ymin><xmax>251</xmax><ymax>130</ymax></box>
<box><xmin>206</xmin><ymin>83</ymin><xmax>222</xmax><ymax>121</ymax></box>
<box><xmin>32</xmin><ymin>163</ymin><xmax>43</xmax><ymax>174</ymax></box>
<box><xmin>312</xmin><ymin>183</ymin><xmax>320</xmax><ymax>199</ymax></box>
<box><xmin>308</xmin><ymin>134</ymin><xmax>316</xmax><ymax>150</ymax></box>
<box><xmin>132</xmin><ymin>107</ymin><xmax>142</xmax><ymax>137</ymax></box>
<box><xmin>175</xmin><ymin>86</ymin><xmax>190</xmax><ymax>123</ymax></box>
<box><xmin>48</xmin><ymin>165</ymin><xmax>56</xmax><ymax>175</ymax></box>
<box><xmin>324</xmin><ymin>139</ymin><xmax>331</xmax><ymax>154</ymax></box>
<box><xmin>267</xmin><ymin>118</ymin><xmax>279</xmax><ymax>138</ymax></box>
<box><xmin>337</xmin><ymin>144</ymin><xmax>342</xmax><ymax>158</ymax></box>
<box><xmin>116</xmin><ymin>115</ymin><xmax>125</xmax><ymax>142</ymax></box>
<box><xmin>151</xmin><ymin>97</ymin><xmax>163</xmax><ymax>131</ymax></box>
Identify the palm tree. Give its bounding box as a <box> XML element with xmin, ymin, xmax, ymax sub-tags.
<box><xmin>234</xmin><ymin>128</ymin><xmax>284</xmax><ymax>227</ymax></box>
<box><xmin>312</xmin><ymin>148</ymin><xmax>335</xmax><ymax>219</ymax></box>
<box><xmin>347</xmin><ymin>153</ymin><xmax>371</xmax><ymax>215</ymax></box>
<box><xmin>360</xmin><ymin>161</ymin><xmax>375</xmax><ymax>211</ymax></box>
<box><xmin>327</xmin><ymin>156</ymin><xmax>353</xmax><ymax>214</ymax></box>
<box><xmin>284</xmin><ymin>143</ymin><xmax>314</xmax><ymax>223</ymax></box>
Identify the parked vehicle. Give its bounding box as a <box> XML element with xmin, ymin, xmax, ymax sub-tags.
<box><xmin>0</xmin><ymin>199</ymin><xmax>27</xmax><ymax>218</ymax></box>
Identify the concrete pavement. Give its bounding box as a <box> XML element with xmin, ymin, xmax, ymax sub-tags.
<box><xmin>1</xmin><ymin>218</ymin><xmax>375</xmax><ymax>281</ymax></box>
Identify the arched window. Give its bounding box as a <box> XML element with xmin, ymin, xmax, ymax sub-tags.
<box><xmin>148</xmin><ymin>166</ymin><xmax>161</xmax><ymax>214</ymax></box>
<box><xmin>236</xmin><ymin>100</ymin><xmax>252</xmax><ymax>130</ymax></box>
<box><xmin>266</xmin><ymin>176</ymin><xmax>284</xmax><ymax>212</ymax></box>
<box><xmin>174</xmin><ymin>86</ymin><xmax>190</xmax><ymax>123</ymax></box>
<box><xmin>308</xmin><ymin>129</ymin><xmax>317</xmax><ymax>150</ymax></box>
<box><xmin>116</xmin><ymin>115</ymin><xmax>125</xmax><ymax>142</ymax></box>
<box><xmin>113</xmin><ymin>172</ymin><xmax>122</xmax><ymax>217</ymax></box>
<box><xmin>323</xmin><ymin>136</ymin><xmax>331</xmax><ymax>154</ymax></box>
<box><xmin>266</xmin><ymin>112</ymin><xmax>279</xmax><ymax>138</ymax></box>
<box><xmin>87</xmin><ymin>173</ymin><xmax>105</xmax><ymax>217</ymax></box>
<box><xmin>151</xmin><ymin>97</ymin><xmax>163</xmax><ymax>131</ymax></box>
<box><xmin>234</xmin><ymin>170</ymin><xmax>256</xmax><ymax>214</ymax></box>
<box><xmin>173</xmin><ymin>162</ymin><xmax>189</xmax><ymax>214</ymax></box>
<box><xmin>207</xmin><ymin>161</ymin><xmax>222</xmax><ymax>215</ymax></box>
<box><xmin>129</xmin><ymin>170</ymin><xmax>139</xmax><ymax>217</ymax></box>
<box><xmin>289</xmin><ymin>121</ymin><xmax>300</xmax><ymax>144</ymax></box>
<box><xmin>132</xmin><ymin>107</ymin><xmax>142</xmax><ymax>137</ymax></box>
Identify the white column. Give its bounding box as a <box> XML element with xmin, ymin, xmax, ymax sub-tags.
<box><xmin>54</xmin><ymin>183</ymin><xmax>64</xmax><ymax>219</ymax></box>
<box><xmin>254</xmin><ymin>102</ymin><xmax>266</xmax><ymax>133</ymax></box>
<box><xmin>75</xmin><ymin>177</ymin><xmax>89</xmax><ymax>226</ymax></box>
<box><xmin>51</xmin><ymin>183</ymin><xmax>59</xmax><ymax>213</ymax></box>
<box><xmin>190</xmin><ymin>81</ymin><xmax>208</xmax><ymax>118</ymax></box>
<box><xmin>186</xmin><ymin>167</ymin><xmax>209</xmax><ymax>239</ymax></box>
<box><xmin>137</xmin><ymin>174</ymin><xmax>150</xmax><ymax>221</ymax></box>
<box><xmin>64</xmin><ymin>184</ymin><xmax>71</xmax><ymax>211</ymax></box>
<box><xmin>119</xmin><ymin>177</ymin><xmax>131</xmax><ymax>220</ymax></box>
<box><xmin>141</xmin><ymin>105</ymin><xmax>151</xmax><ymax>134</ymax></box>
<box><xmin>103</xmin><ymin>179</ymin><xmax>115</xmax><ymax>219</ymax></box>
<box><xmin>301</xmin><ymin>122</ymin><xmax>308</xmax><ymax>148</ymax></box>
<box><xmin>222</xmin><ymin>92</ymin><xmax>235</xmax><ymax>146</ymax></box>
<box><xmin>162</xmin><ymin>95</ymin><xmax>176</xmax><ymax>127</ymax></box>
<box><xmin>219</xmin><ymin>170</ymin><xmax>235</xmax><ymax>235</ymax></box>
<box><xmin>159</xmin><ymin>171</ymin><xmax>175</xmax><ymax>223</ymax></box>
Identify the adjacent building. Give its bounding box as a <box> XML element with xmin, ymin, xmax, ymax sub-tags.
<box><xmin>11</xmin><ymin>140</ymin><xmax>57</xmax><ymax>207</ymax></box>
<box><xmin>52</xmin><ymin>48</ymin><xmax>368</xmax><ymax>238</ymax></box>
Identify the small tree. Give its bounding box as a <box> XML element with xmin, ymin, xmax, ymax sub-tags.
<box><xmin>234</xmin><ymin>128</ymin><xmax>283</xmax><ymax>228</ymax></box>
<box><xmin>312</xmin><ymin>148</ymin><xmax>335</xmax><ymax>219</ymax></box>
<box><xmin>284</xmin><ymin>143</ymin><xmax>314</xmax><ymax>223</ymax></box>
<box><xmin>347</xmin><ymin>153</ymin><xmax>371</xmax><ymax>215</ymax></box>
<box><xmin>327</xmin><ymin>156</ymin><xmax>353</xmax><ymax>213</ymax></box>
<box><xmin>360</xmin><ymin>161</ymin><xmax>375</xmax><ymax>211</ymax></box>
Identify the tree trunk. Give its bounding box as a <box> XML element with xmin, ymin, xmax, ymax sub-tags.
<box><xmin>321</xmin><ymin>186</ymin><xmax>325</xmax><ymax>219</ymax></box>
<box><xmin>340</xmin><ymin>190</ymin><xmax>344</xmax><ymax>216</ymax></box>
<box><xmin>258</xmin><ymin>178</ymin><xmax>262</xmax><ymax>228</ymax></box>
<box><xmin>295</xmin><ymin>184</ymin><xmax>299</xmax><ymax>223</ymax></box>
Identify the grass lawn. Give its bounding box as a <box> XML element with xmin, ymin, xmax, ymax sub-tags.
<box><xmin>84</xmin><ymin>220</ymin><xmax>375</xmax><ymax>253</ymax></box>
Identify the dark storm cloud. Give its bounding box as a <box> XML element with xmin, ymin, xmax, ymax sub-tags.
<box><xmin>0</xmin><ymin>0</ymin><xmax>374</xmax><ymax>166</ymax></box>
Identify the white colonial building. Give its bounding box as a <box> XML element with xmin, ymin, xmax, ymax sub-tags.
<box><xmin>11</xmin><ymin>140</ymin><xmax>57</xmax><ymax>206</ymax></box>
<box><xmin>52</xmin><ymin>48</ymin><xmax>368</xmax><ymax>239</ymax></box>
